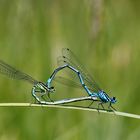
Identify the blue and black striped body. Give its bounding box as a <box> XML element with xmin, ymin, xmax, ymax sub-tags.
<box><xmin>98</xmin><ymin>90</ymin><xmax>111</xmax><ymax>103</ymax></box>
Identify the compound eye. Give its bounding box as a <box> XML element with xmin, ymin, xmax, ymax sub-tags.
<box><xmin>113</xmin><ymin>97</ymin><xmax>116</xmax><ymax>100</ymax></box>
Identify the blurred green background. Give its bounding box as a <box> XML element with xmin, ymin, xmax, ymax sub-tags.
<box><xmin>0</xmin><ymin>0</ymin><xmax>140</xmax><ymax>140</ymax></box>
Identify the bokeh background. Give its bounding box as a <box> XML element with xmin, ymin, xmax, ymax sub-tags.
<box><xmin>0</xmin><ymin>0</ymin><xmax>140</xmax><ymax>140</ymax></box>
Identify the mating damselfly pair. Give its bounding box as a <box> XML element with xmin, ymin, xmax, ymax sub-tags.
<box><xmin>0</xmin><ymin>48</ymin><xmax>117</xmax><ymax>111</ymax></box>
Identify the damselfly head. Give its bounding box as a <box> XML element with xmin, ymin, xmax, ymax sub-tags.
<box><xmin>50</xmin><ymin>86</ymin><xmax>55</xmax><ymax>92</ymax></box>
<box><xmin>111</xmin><ymin>97</ymin><xmax>117</xmax><ymax>103</ymax></box>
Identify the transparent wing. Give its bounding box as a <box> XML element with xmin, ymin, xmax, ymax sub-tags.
<box><xmin>54</xmin><ymin>76</ymin><xmax>95</xmax><ymax>92</ymax></box>
<box><xmin>54</xmin><ymin>76</ymin><xmax>83</xmax><ymax>89</ymax></box>
<box><xmin>57</xmin><ymin>48</ymin><xmax>101</xmax><ymax>92</ymax></box>
<box><xmin>0</xmin><ymin>60</ymin><xmax>38</xmax><ymax>85</ymax></box>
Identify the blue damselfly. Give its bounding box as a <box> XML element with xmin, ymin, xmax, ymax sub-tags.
<box><xmin>47</xmin><ymin>48</ymin><xmax>117</xmax><ymax>110</ymax></box>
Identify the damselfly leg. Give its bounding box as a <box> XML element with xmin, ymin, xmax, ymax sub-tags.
<box><xmin>108</xmin><ymin>102</ymin><xmax>116</xmax><ymax>111</ymax></box>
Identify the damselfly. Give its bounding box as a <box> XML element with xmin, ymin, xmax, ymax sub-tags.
<box><xmin>0</xmin><ymin>60</ymin><xmax>55</xmax><ymax>103</ymax></box>
<box><xmin>46</xmin><ymin>48</ymin><xmax>117</xmax><ymax>110</ymax></box>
